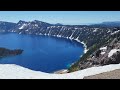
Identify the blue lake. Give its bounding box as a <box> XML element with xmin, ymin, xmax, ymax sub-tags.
<box><xmin>0</xmin><ymin>33</ymin><xmax>84</xmax><ymax>73</ymax></box>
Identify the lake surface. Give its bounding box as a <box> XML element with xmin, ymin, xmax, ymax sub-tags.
<box><xmin>0</xmin><ymin>33</ymin><xmax>84</xmax><ymax>73</ymax></box>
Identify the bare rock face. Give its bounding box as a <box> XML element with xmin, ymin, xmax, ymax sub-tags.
<box><xmin>107</xmin><ymin>51</ymin><xmax>120</xmax><ymax>64</ymax></box>
<box><xmin>0</xmin><ymin>47</ymin><xmax>23</xmax><ymax>58</ymax></box>
<box><xmin>77</xmin><ymin>38</ymin><xmax>120</xmax><ymax>71</ymax></box>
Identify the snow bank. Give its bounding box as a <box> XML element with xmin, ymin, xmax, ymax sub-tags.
<box><xmin>101</xmin><ymin>52</ymin><xmax>105</xmax><ymax>55</ymax></box>
<box><xmin>100</xmin><ymin>46</ymin><xmax>107</xmax><ymax>50</ymax></box>
<box><xmin>1</xmin><ymin>64</ymin><xmax>120</xmax><ymax>79</ymax></box>
<box><xmin>74</xmin><ymin>37</ymin><xmax>88</xmax><ymax>53</ymax></box>
<box><xmin>108</xmin><ymin>49</ymin><xmax>120</xmax><ymax>57</ymax></box>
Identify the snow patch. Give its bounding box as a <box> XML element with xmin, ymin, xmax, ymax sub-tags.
<box><xmin>25</xmin><ymin>29</ymin><xmax>29</xmax><ymax>31</ymax></box>
<box><xmin>57</xmin><ymin>35</ymin><xmax>61</xmax><ymax>37</ymax></box>
<box><xmin>35</xmin><ymin>24</ymin><xmax>38</xmax><ymax>27</ymax></box>
<box><xmin>100</xmin><ymin>46</ymin><xmax>107</xmax><ymax>50</ymax></box>
<box><xmin>101</xmin><ymin>52</ymin><xmax>106</xmax><ymax>55</ymax></box>
<box><xmin>19</xmin><ymin>32</ymin><xmax>22</xmax><ymax>34</ymax></box>
<box><xmin>111</xmin><ymin>30</ymin><xmax>120</xmax><ymax>35</ymax></box>
<box><xmin>75</xmin><ymin>28</ymin><xmax>78</xmax><ymax>30</ymax></box>
<box><xmin>107</xmin><ymin>30</ymin><xmax>111</xmax><ymax>33</ymax></box>
<box><xmin>108</xmin><ymin>49</ymin><xmax>120</xmax><ymax>57</ymax></box>
<box><xmin>47</xmin><ymin>27</ymin><xmax>50</xmax><ymax>29</ymax></box>
<box><xmin>51</xmin><ymin>26</ymin><xmax>55</xmax><ymax>28</ymax></box>
<box><xmin>93</xmin><ymin>28</ymin><xmax>98</xmax><ymax>32</ymax></box>
<box><xmin>19</xmin><ymin>24</ymin><xmax>27</xmax><ymax>29</ymax></box>
<box><xmin>75</xmin><ymin>37</ymin><xmax>88</xmax><ymax>53</ymax></box>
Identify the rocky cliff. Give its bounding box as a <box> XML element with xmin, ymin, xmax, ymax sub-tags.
<box><xmin>69</xmin><ymin>32</ymin><xmax>120</xmax><ymax>72</ymax></box>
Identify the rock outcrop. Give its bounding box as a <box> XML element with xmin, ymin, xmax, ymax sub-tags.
<box><xmin>70</xmin><ymin>37</ymin><xmax>120</xmax><ymax>72</ymax></box>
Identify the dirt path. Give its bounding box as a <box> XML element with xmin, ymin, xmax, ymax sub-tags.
<box><xmin>84</xmin><ymin>69</ymin><xmax>120</xmax><ymax>79</ymax></box>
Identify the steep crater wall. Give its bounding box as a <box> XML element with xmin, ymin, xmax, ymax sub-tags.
<box><xmin>1</xmin><ymin>20</ymin><xmax>119</xmax><ymax>72</ymax></box>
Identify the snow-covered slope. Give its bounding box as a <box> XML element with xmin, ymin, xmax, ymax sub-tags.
<box><xmin>1</xmin><ymin>64</ymin><xmax>120</xmax><ymax>79</ymax></box>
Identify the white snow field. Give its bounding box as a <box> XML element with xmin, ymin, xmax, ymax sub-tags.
<box><xmin>0</xmin><ymin>64</ymin><xmax>120</xmax><ymax>79</ymax></box>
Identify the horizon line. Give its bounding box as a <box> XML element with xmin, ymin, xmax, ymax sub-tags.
<box><xmin>1</xmin><ymin>20</ymin><xmax>120</xmax><ymax>25</ymax></box>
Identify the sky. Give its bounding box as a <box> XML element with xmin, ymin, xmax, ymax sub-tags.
<box><xmin>0</xmin><ymin>11</ymin><xmax>120</xmax><ymax>25</ymax></box>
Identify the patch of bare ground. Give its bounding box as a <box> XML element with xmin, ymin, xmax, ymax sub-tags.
<box><xmin>84</xmin><ymin>69</ymin><xmax>120</xmax><ymax>79</ymax></box>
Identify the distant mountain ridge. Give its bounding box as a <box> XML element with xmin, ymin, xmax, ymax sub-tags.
<box><xmin>1</xmin><ymin>20</ymin><xmax>120</xmax><ymax>30</ymax></box>
<box><xmin>0</xmin><ymin>21</ymin><xmax>16</xmax><ymax>32</ymax></box>
<box><xmin>91</xmin><ymin>21</ymin><xmax>120</xmax><ymax>27</ymax></box>
<box><xmin>0</xmin><ymin>20</ymin><xmax>120</xmax><ymax>50</ymax></box>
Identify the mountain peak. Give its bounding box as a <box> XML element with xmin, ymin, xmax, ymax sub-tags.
<box><xmin>54</xmin><ymin>23</ymin><xmax>63</xmax><ymax>26</ymax></box>
<box><xmin>18</xmin><ymin>20</ymin><xmax>27</xmax><ymax>24</ymax></box>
